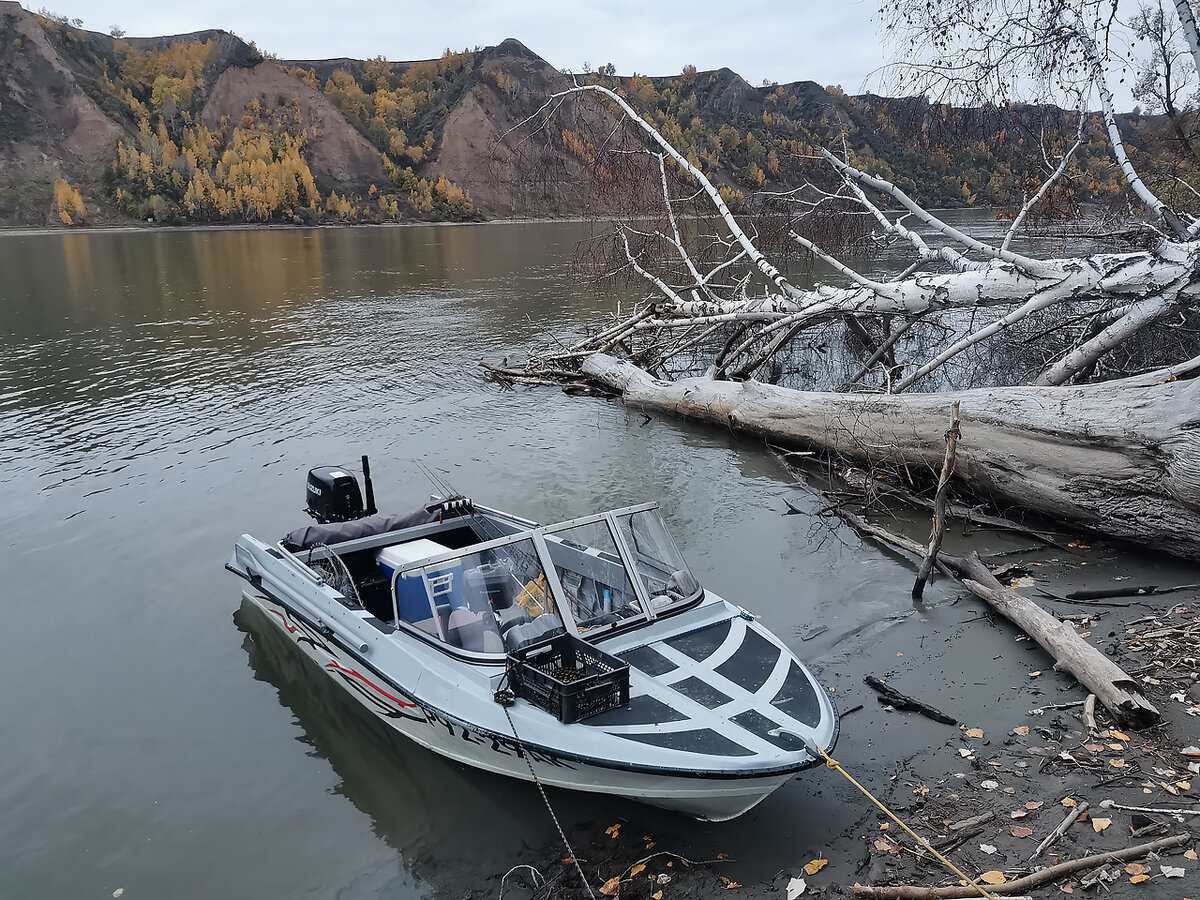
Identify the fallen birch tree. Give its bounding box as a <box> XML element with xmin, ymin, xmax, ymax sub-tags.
<box><xmin>497</xmin><ymin>0</ymin><xmax>1200</xmax><ymax>557</ymax></box>
<box><xmin>580</xmin><ymin>353</ymin><xmax>1200</xmax><ymax>558</ymax></box>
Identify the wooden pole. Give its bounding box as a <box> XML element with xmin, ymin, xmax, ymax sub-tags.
<box><xmin>914</xmin><ymin>401</ymin><xmax>961</xmax><ymax>599</ymax></box>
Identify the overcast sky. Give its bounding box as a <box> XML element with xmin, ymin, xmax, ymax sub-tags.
<box><xmin>61</xmin><ymin>1</ymin><xmax>886</xmax><ymax>91</ymax></box>
<box><xmin>54</xmin><ymin>0</ymin><xmax>1152</xmax><ymax>109</ymax></box>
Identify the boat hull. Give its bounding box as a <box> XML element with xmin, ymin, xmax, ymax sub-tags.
<box><xmin>242</xmin><ymin>590</ymin><xmax>795</xmax><ymax>821</ymax></box>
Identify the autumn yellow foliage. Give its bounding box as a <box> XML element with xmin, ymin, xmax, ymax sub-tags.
<box><xmin>53</xmin><ymin>179</ymin><xmax>85</xmax><ymax>225</ymax></box>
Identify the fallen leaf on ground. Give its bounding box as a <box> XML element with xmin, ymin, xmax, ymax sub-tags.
<box><xmin>1110</xmin><ymin>759</ymin><xmax>1128</xmax><ymax>769</ymax></box>
<box><xmin>1111</xmin><ymin>730</ymin><xmax>1131</xmax><ymax>742</ymax></box>
<box><xmin>1011</xmin><ymin>825</ymin><xmax>1034</xmax><ymax>838</ymax></box>
<box><xmin>1161</xmin><ymin>865</ymin><xmax>1185</xmax><ymax>878</ymax></box>
<box><xmin>880</xmin><ymin>823</ymin><xmax>889</xmax><ymax>830</ymax></box>
<box><xmin>726</xmin><ymin>883</ymin><xmax>741</xmax><ymax>890</ymax></box>
<box><xmin>1029</xmin><ymin>671</ymin><xmax>1043</xmax><ymax>677</ymax></box>
<box><xmin>1092</xmin><ymin>817</ymin><xmax>1113</xmax><ymax>832</ymax></box>
<box><xmin>1178</xmin><ymin>780</ymin><xmax>1192</xmax><ymax>790</ymax></box>
<box><xmin>1181</xmin><ymin>746</ymin><xmax>1200</xmax><ymax>756</ymax></box>
<box><xmin>1011</xmin><ymin>810</ymin><xmax>1027</xmax><ymax>819</ymax></box>
<box><xmin>1026</xmin><ymin>801</ymin><xmax>1044</xmax><ymax>810</ymax></box>
<box><xmin>966</xmin><ymin>728</ymin><xmax>984</xmax><ymax>738</ymax></box>
<box><xmin>981</xmin><ymin>780</ymin><xmax>1000</xmax><ymax>790</ymax></box>
<box><xmin>563</xmin><ymin>858</ymin><xmax>575</xmax><ymax>864</ymax></box>
<box><xmin>112</xmin><ymin>892</ymin><xmax>124</xmax><ymax>900</ymax></box>
<box><xmin>1108</xmin><ymin>743</ymin><xmax>1125</xmax><ymax>751</ymax></box>
<box><xmin>630</xmin><ymin>864</ymin><xmax>646</xmax><ymax>877</ymax></box>
<box><xmin>1085</xmin><ymin>743</ymin><xmax>1106</xmax><ymax>753</ymax></box>
<box><xmin>605</xmin><ymin>824</ymin><xmax>621</xmax><ymax>838</ymax></box>
<box><xmin>980</xmin><ymin>844</ymin><xmax>997</xmax><ymax>855</ymax></box>
<box><xmin>1014</xmin><ymin>725</ymin><xmax>1030</xmax><ymax>736</ymax></box>
<box><xmin>1183</xmin><ymin>849</ymin><xmax>1198</xmax><ymax>861</ymax></box>
<box><xmin>1003</xmin><ymin>787</ymin><xmax>1016</xmax><ymax>794</ymax></box>
<box><xmin>803</xmin><ymin>859</ymin><xmax>828</xmax><ymax>876</ymax></box>
<box><xmin>1060</xmin><ymin>882</ymin><xmax>1075</xmax><ymax>893</ymax></box>
<box><xmin>1062</xmin><ymin>797</ymin><xmax>1078</xmax><ymax>807</ymax></box>
<box><xmin>653</xmin><ymin>893</ymin><xmax>663</xmax><ymax>900</ymax></box>
<box><xmin>645</xmin><ymin>842</ymin><xmax>656</xmax><ymax>850</ymax></box>
<box><xmin>1126</xmin><ymin>863</ymin><xmax>1146</xmax><ymax>876</ymax></box>
<box><xmin>786</xmin><ymin>877</ymin><xmax>806</xmax><ymax>899</ymax></box>
<box><xmin>599</xmin><ymin>876</ymin><xmax>621</xmax><ymax>896</ymax></box>
<box><xmin>1130</xmin><ymin>874</ymin><xmax>1150</xmax><ymax>884</ymax></box>
<box><xmin>979</xmin><ymin>871</ymin><xmax>1007</xmax><ymax>885</ymax></box>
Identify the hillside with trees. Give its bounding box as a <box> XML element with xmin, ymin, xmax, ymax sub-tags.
<box><xmin>0</xmin><ymin>0</ymin><xmax>1195</xmax><ymax>228</ymax></box>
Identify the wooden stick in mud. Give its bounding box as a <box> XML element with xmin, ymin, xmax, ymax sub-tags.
<box><xmin>1082</xmin><ymin>694</ymin><xmax>1097</xmax><ymax>734</ymax></box>
<box><xmin>914</xmin><ymin>401</ymin><xmax>960</xmax><ymax>599</ymax></box>
<box><xmin>864</xmin><ymin>675</ymin><xmax>957</xmax><ymax>725</ymax></box>
<box><xmin>851</xmin><ymin>833</ymin><xmax>1190</xmax><ymax>898</ymax></box>
<box><xmin>1030</xmin><ymin>800</ymin><xmax>1089</xmax><ymax>859</ymax></box>
<box><xmin>948</xmin><ymin>811</ymin><xmax>996</xmax><ymax>833</ymax></box>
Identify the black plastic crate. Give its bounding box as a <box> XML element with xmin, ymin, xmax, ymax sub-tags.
<box><xmin>507</xmin><ymin>632</ymin><xmax>630</xmax><ymax>724</ymax></box>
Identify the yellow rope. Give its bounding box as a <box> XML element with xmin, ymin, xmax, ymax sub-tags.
<box><xmin>810</xmin><ymin>742</ymin><xmax>998</xmax><ymax>900</ymax></box>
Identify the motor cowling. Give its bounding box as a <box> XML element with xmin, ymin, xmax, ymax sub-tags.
<box><xmin>305</xmin><ymin>465</ymin><xmax>366</xmax><ymax>523</ymax></box>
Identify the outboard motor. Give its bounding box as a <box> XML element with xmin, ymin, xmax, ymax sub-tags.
<box><xmin>305</xmin><ymin>460</ymin><xmax>375</xmax><ymax>523</ymax></box>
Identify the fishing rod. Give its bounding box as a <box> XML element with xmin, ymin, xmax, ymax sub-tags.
<box><xmin>413</xmin><ymin>459</ymin><xmax>551</xmax><ymax>613</ymax></box>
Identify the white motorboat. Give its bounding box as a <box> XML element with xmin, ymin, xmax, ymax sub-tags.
<box><xmin>226</xmin><ymin>459</ymin><xmax>839</xmax><ymax>821</ymax></box>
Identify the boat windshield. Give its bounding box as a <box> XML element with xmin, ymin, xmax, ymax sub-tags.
<box><xmin>613</xmin><ymin>508</ymin><xmax>702</xmax><ymax>612</ymax></box>
<box><xmin>541</xmin><ymin>518</ymin><xmax>646</xmax><ymax>636</ymax></box>
<box><xmin>389</xmin><ymin>505</ymin><xmax>700</xmax><ymax>656</ymax></box>
<box><xmin>395</xmin><ymin>536</ymin><xmax>565</xmax><ymax>654</ymax></box>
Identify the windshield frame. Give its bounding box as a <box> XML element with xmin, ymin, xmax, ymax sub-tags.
<box><xmin>386</xmin><ymin>502</ymin><xmax>703</xmax><ymax>657</ymax></box>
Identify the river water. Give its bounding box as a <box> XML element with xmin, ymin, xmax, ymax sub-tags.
<box><xmin>0</xmin><ymin>219</ymin><xmax>1184</xmax><ymax>899</ymax></box>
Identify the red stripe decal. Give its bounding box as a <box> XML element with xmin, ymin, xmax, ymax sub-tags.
<box><xmin>325</xmin><ymin>660</ymin><xmax>417</xmax><ymax>708</ymax></box>
<box><xmin>269</xmin><ymin>608</ymin><xmax>298</xmax><ymax>633</ymax></box>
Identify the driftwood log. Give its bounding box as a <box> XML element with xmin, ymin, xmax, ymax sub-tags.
<box><xmin>841</xmin><ymin>521</ymin><xmax>1160</xmax><ymax>729</ymax></box>
<box><xmin>864</xmin><ymin>675</ymin><xmax>958</xmax><ymax>725</ymax></box>
<box><xmin>581</xmin><ymin>354</ymin><xmax>1200</xmax><ymax>560</ymax></box>
<box><xmin>943</xmin><ymin>556</ymin><xmax>1160</xmax><ymax>729</ymax></box>
<box><xmin>851</xmin><ymin>833</ymin><xmax>1190</xmax><ymax>898</ymax></box>
<box><xmin>754</xmin><ymin>472</ymin><xmax>1159</xmax><ymax>728</ymax></box>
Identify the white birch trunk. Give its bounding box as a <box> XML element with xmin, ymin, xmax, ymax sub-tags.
<box><xmin>582</xmin><ymin>354</ymin><xmax>1200</xmax><ymax>559</ymax></box>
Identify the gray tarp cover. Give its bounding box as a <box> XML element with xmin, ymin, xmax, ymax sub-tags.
<box><xmin>282</xmin><ymin>507</ymin><xmax>439</xmax><ymax>551</ymax></box>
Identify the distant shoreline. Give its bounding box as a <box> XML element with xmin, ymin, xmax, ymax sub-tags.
<box><xmin>0</xmin><ymin>217</ymin><xmax>606</xmax><ymax>238</ymax></box>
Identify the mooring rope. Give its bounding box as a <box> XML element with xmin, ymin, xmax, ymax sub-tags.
<box><xmin>495</xmin><ymin>677</ymin><xmax>598</xmax><ymax>900</ymax></box>
<box><xmin>806</xmin><ymin>741</ymin><xmax>998</xmax><ymax>900</ymax></box>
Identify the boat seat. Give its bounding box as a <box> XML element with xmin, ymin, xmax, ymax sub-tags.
<box><xmin>504</xmin><ymin>615</ymin><xmax>564</xmax><ymax>651</ymax></box>
<box><xmin>447</xmin><ymin>607</ymin><xmax>486</xmax><ymax>651</ymax></box>
<box><xmin>411</xmin><ymin>617</ymin><xmax>440</xmax><ymax>638</ymax></box>
<box><xmin>496</xmin><ymin>605</ymin><xmax>530</xmax><ymax>633</ymax></box>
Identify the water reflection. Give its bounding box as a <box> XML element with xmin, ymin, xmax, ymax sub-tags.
<box><xmin>236</xmin><ymin>598</ymin><xmax>575</xmax><ymax>892</ymax></box>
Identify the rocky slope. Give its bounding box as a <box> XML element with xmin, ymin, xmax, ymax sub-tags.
<box><xmin>0</xmin><ymin>1</ymin><xmax>1170</xmax><ymax>227</ymax></box>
